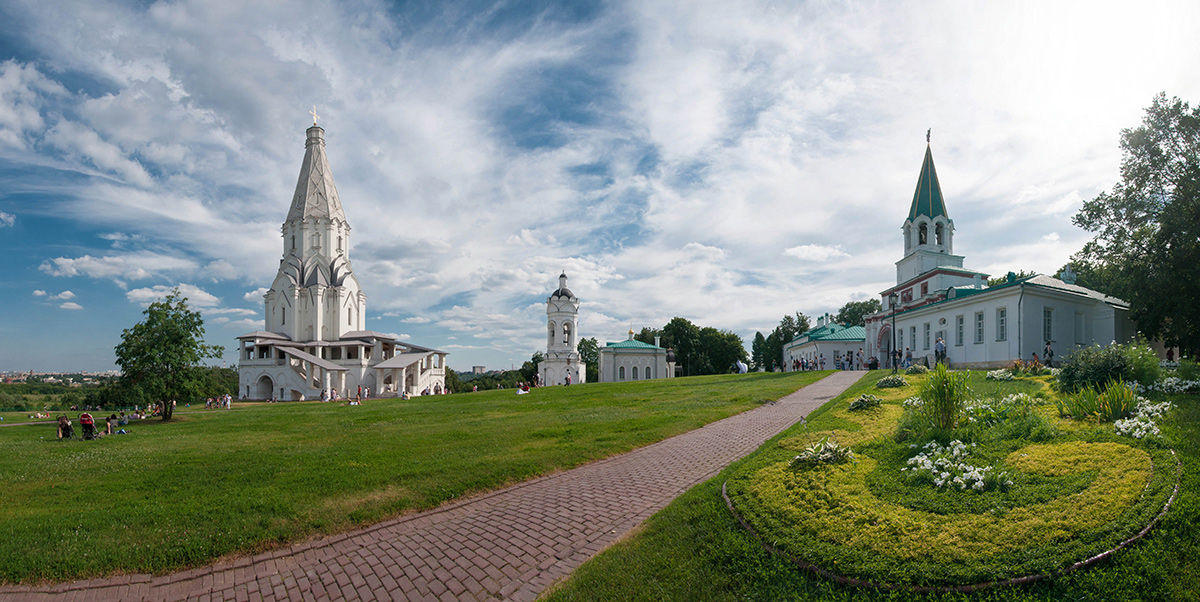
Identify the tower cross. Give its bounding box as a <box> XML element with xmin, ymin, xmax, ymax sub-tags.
<box><xmin>926</xmin><ymin>128</ymin><xmax>931</xmax><ymax>144</ymax></box>
<box><xmin>310</xmin><ymin>106</ymin><xmax>320</xmax><ymax>125</ymax></box>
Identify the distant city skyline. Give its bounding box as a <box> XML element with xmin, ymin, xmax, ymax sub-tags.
<box><xmin>2</xmin><ymin>0</ymin><xmax>1199</xmax><ymax>372</ymax></box>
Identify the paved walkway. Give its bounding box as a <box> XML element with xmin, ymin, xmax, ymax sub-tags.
<box><xmin>1</xmin><ymin>371</ymin><xmax>862</xmax><ymax>602</ymax></box>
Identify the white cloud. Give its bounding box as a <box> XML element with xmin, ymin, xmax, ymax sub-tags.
<box><xmin>224</xmin><ymin>318</ymin><xmax>265</xmax><ymax>332</ymax></box>
<box><xmin>39</xmin><ymin>252</ymin><xmax>198</xmax><ymax>282</ymax></box>
<box><xmin>400</xmin><ymin>316</ymin><xmax>431</xmax><ymax>324</ymax></box>
<box><xmin>783</xmin><ymin>244</ymin><xmax>850</xmax><ymax>262</ymax></box>
<box><xmin>49</xmin><ymin>290</ymin><xmax>75</xmax><ymax>300</ymax></box>
<box><xmin>32</xmin><ymin>289</ymin><xmax>46</xmax><ymax>296</ymax></box>
<box><xmin>202</xmin><ymin>260</ymin><xmax>238</xmax><ymax>282</ymax></box>
<box><xmin>59</xmin><ymin>302</ymin><xmax>83</xmax><ymax>310</ymax></box>
<box><xmin>125</xmin><ymin>283</ymin><xmax>220</xmax><ymax>308</ymax></box>
<box><xmin>205</xmin><ymin>307</ymin><xmax>258</xmax><ymax>316</ymax></box>
<box><xmin>0</xmin><ymin>211</ymin><xmax>13</xmax><ymax>227</ymax></box>
<box><xmin>243</xmin><ymin>288</ymin><xmax>269</xmax><ymax>303</ymax></box>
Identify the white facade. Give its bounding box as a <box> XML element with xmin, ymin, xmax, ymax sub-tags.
<box><xmin>863</xmin><ymin>142</ymin><xmax>1134</xmax><ymax>369</ymax></box>
<box><xmin>237</xmin><ymin>125</ymin><xmax>447</xmax><ymax>399</ymax></box>
<box><xmin>784</xmin><ymin>315</ymin><xmax>866</xmax><ymax>370</ymax></box>
<box><xmin>540</xmin><ymin>273</ymin><xmax>585</xmax><ymax>386</ymax></box>
<box><xmin>598</xmin><ymin>332</ymin><xmax>676</xmax><ymax>382</ymax></box>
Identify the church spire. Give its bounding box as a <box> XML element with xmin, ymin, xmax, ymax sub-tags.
<box><xmin>908</xmin><ymin>140</ymin><xmax>948</xmax><ymax>220</ymax></box>
<box><xmin>287</xmin><ymin>125</ymin><xmax>348</xmax><ymax>225</ymax></box>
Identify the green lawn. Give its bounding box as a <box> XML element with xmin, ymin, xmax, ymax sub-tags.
<box><xmin>0</xmin><ymin>370</ymin><xmax>826</xmax><ymax>584</ymax></box>
<box><xmin>542</xmin><ymin>371</ymin><xmax>1199</xmax><ymax>602</ymax></box>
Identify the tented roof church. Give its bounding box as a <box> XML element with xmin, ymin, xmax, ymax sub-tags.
<box><xmin>862</xmin><ymin>138</ymin><xmax>1135</xmax><ymax>368</ymax></box>
<box><xmin>237</xmin><ymin>124</ymin><xmax>447</xmax><ymax>400</ymax></box>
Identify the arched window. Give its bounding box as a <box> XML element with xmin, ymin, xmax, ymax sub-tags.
<box><xmin>563</xmin><ymin>322</ymin><xmax>572</xmax><ymax>346</ymax></box>
<box><xmin>632</xmin><ymin>366</ymin><xmax>639</xmax><ymax>379</ymax></box>
<box><xmin>918</xmin><ymin>222</ymin><xmax>928</xmax><ymax>245</ymax></box>
<box><xmin>935</xmin><ymin>223</ymin><xmax>944</xmax><ymax>246</ymax></box>
<box><xmin>338</xmin><ymin>236</ymin><xmax>343</xmax><ymax>251</ymax></box>
<box><xmin>644</xmin><ymin>366</ymin><xmax>652</xmax><ymax>379</ymax></box>
<box><xmin>291</xmin><ymin>235</ymin><xmax>296</xmax><ymax>250</ymax></box>
<box><xmin>313</xmin><ymin>232</ymin><xmax>321</xmax><ymax>247</ymax></box>
<box><xmin>619</xmin><ymin>366</ymin><xmax>625</xmax><ymax>380</ymax></box>
<box><xmin>281</xmin><ymin>309</ymin><xmax>286</xmax><ymax>325</ymax></box>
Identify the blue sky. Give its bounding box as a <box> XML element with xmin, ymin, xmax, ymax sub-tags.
<box><xmin>2</xmin><ymin>0</ymin><xmax>1199</xmax><ymax>373</ymax></box>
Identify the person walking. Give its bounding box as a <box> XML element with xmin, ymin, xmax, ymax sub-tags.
<box><xmin>935</xmin><ymin>337</ymin><xmax>946</xmax><ymax>365</ymax></box>
<box><xmin>1043</xmin><ymin>341</ymin><xmax>1054</xmax><ymax>368</ymax></box>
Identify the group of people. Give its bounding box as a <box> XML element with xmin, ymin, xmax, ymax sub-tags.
<box><xmin>204</xmin><ymin>394</ymin><xmax>233</xmax><ymax>409</ymax></box>
<box><xmin>55</xmin><ymin>411</ymin><xmax>135</xmax><ymax>440</ymax></box>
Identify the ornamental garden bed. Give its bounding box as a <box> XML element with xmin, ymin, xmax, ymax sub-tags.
<box><xmin>723</xmin><ymin>368</ymin><xmax>1178</xmax><ymax>590</ymax></box>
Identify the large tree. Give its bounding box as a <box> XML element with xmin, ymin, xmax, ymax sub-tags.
<box><xmin>662</xmin><ymin>317</ymin><xmax>700</xmax><ymax>376</ymax></box>
<box><xmin>751</xmin><ymin>331</ymin><xmax>767</xmax><ymax>371</ymax></box>
<box><xmin>1072</xmin><ymin>93</ymin><xmax>1200</xmax><ymax>354</ymax></box>
<box><xmin>577</xmin><ymin>337</ymin><xmax>599</xmax><ymax>383</ymax></box>
<box><xmin>833</xmin><ymin>299</ymin><xmax>882</xmax><ymax>327</ymax></box>
<box><xmin>114</xmin><ymin>289</ymin><xmax>223</xmax><ymax>420</ymax></box>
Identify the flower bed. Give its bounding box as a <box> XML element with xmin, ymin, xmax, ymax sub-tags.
<box><xmin>724</xmin><ymin>371</ymin><xmax>1178</xmax><ymax>588</ymax></box>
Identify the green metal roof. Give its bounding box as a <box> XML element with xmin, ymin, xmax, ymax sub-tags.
<box><xmin>605</xmin><ymin>339</ymin><xmax>662</xmax><ymax>349</ymax></box>
<box><xmin>788</xmin><ymin>323</ymin><xmax>866</xmax><ymax>346</ymax></box>
<box><xmin>908</xmin><ymin>144</ymin><xmax>948</xmax><ymax>220</ymax></box>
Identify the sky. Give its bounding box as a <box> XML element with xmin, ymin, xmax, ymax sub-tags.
<box><xmin>1</xmin><ymin>0</ymin><xmax>1199</xmax><ymax>373</ymax></box>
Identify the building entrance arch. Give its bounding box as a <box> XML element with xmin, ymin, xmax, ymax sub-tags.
<box><xmin>255</xmin><ymin>375</ymin><xmax>274</xmax><ymax>400</ymax></box>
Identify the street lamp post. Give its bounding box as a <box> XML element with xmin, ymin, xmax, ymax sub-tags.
<box><xmin>888</xmin><ymin>292</ymin><xmax>899</xmax><ymax>374</ymax></box>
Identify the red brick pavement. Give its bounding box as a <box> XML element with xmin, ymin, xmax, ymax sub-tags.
<box><xmin>0</xmin><ymin>371</ymin><xmax>862</xmax><ymax>602</ymax></box>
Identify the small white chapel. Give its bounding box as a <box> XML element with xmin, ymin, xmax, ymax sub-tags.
<box><xmin>237</xmin><ymin>122</ymin><xmax>447</xmax><ymax>400</ymax></box>
<box><xmin>862</xmin><ymin>138</ymin><xmax>1136</xmax><ymax>369</ymax></box>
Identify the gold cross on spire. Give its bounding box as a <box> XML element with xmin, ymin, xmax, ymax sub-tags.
<box><xmin>926</xmin><ymin>128</ymin><xmax>931</xmax><ymax>144</ymax></box>
<box><xmin>310</xmin><ymin>106</ymin><xmax>320</xmax><ymax>125</ymax></box>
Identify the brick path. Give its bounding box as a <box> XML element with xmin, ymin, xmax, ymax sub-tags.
<box><xmin>1</xmin><ymin>371</ymin><xmax>862</xmax><ymax>602</ymax></box>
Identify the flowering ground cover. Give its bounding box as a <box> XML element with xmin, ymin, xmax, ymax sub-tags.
<box><xmin>543</xmin><ymin>371</ymin><xmax>1198</xmax><ymax>601</ymax></box>
<box><xmin>0</xmin><ymin>370</ymin><xmax>827</xmax><ymax>584</ymax></box>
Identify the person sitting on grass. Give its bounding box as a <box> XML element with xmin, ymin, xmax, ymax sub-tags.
<box><xmin>56</xmin><ymin>415</ymin><xmax>74</xmax><ymax>440</ymax></box>
<box><xmin>105</xmin><ymin>414</ymin><xmax>117</xmax><ymax>436</ymax></box>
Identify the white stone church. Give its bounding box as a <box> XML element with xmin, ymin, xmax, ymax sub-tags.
<box><xmin>237</xmin><ymin>124</ymin><xmax>447</xmax><ymax>400</ymax></box>
<box><xmin>540</xmin><ymin>272</ymin><xmax>586</xmax><ymax>386</ymax></box>
<box><xmin>862</xmin><ymin>141</ymin><xmax>1135</xmax><ymax>369</ymax></box>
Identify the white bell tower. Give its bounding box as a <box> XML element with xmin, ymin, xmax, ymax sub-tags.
<box><xmin>541</xmin><ymin>272</ymin><xmax>585</xmax><ymax>385</ymax></box>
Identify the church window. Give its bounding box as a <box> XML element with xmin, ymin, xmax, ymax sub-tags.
<box><xmin>901</xmin><ymin>289</ymin><xmax>913</xmax><ymax>303</ymax></box>
<box><xmin>935</xmin><ymin>223</ymin><xmax>944</xmax><ymax>246</ymax></box>
<box><xmin>348</xmin><ymin>312</ymin><xmax>352</xmax><ymax>325</ymax></box>
<box><xmin>920</xmin><ymin>282</ymin><xmax>928</xmax><ymax>297</ymax></box>
<box><xmin>996</xmin><ymin>307</ymin><xmax>1007</xmax><ymax>341</ymax></box>
<box><xmin>313</xmin><ymin>232</ymin><xmax>321</xmax><ymax>247</ymax></box>
<box><xmin>645</xmin><ymin>366</ymin><xmax>652</xmax><ymax>379</ymax></box>
<box><xmin>974</xmin><ymin>312</ymin><xmax>984</xmax><ymax>344</ymax></box>
<box><xmin>1043</xmin><ymin>308</ymin><xmax>1054</xmax><ymax>342</ymax></box>
<box><xmin>281</xmin><ymin>309</ymin><xmax>286</xmax><ymax>325</ymax></box>
<box><xmin>563</xmin><ymin>322</ymin><xmax>572</xmax><ymax>346</ymax></box>
<box><xmin>923</xmin><ymin>323</ymin><xmax>931</xmax><ymax>349</ymax></box>
<box><xmin>632</xmin><ymin>366</ymin><xmax>639</xmax><ymax>379</ymax></box>
<box><xmin>338</xmin><ymin>236</ymin><xmax>343</xmax><ymax>251</ymax></box>
<box><xmin>955</xmin><ymin>315</ymin><xmax>964</xmax><ymax>346</ymax></box>
<box><xmin>918</xmin><ymin>223</ymin><xmax>928</xmax><ymax>245</ymax></box>
<box><xmin>619</xmin><ymin>366</ymin><xmax>625</xmax><ymax>380</ymax></box>
<box><xmin>910</xmin><ymin>326</ymin><xmax>916</xmax><ymax>349</ymax></box>
<box><xmin>291</xmin><ymin>235</ymin><xmax>296</xmax><ymax>250</ymax></box>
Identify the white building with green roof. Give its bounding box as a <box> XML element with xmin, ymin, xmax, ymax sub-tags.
<box><xmin>598</xmin><ymin>331</ymin><xmax>676</xmax><ymax>382</ymax></box>
<box><xmin>783</xmin><ymin>314</ymin><xmax>866</xmax><ymax>370</ymax></box>
<box><xmin>863</xmin><ymin>140</ymin><xmax>1135</xmax><ymax>369</ymax></box>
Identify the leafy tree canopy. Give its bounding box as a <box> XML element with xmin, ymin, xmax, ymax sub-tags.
<box><xmin>577</xmin><ymin>337</ymin><xmax>600</xmax><ymax>383</ymax></box>
<box><xmin>1072</xmin><ymin>93</ymin><xmax>1200</xmax><ymax>354</ymax></box>
<box><xmin>833</xmin><ymin>299</ymin><xmax>881</xmax><ymax>327</ymax></box>
<box><xmin>114</xmin><ymin>289</ymin><xmax>223</xmax><ymax>420</ymax></box>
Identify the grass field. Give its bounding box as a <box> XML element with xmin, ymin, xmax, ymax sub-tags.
<box><xmin>542</xmin><ymin>371</ymin><xmax>1199</xmax><ymax>602</ymax></box>
<box><xmin>0</xmin><ymin>370</ymin><xmax>827</xmax><ymax>584</ymax></box>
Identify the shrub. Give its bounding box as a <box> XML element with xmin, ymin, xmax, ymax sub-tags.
<box><xmin>1124</xmin><ymin>340</ymin><xmax>1161</xmax><ymax>386</ymax></box>
<box><xmin>902</xmin><ymin>439</ymin><xmax>1012</xmax><ymax>492</ymax></box>
<box><xmin>876</xmin><ymin>375</ymin><xmax>908</xmax><ymax>388</ymax></box>
<box><xmin>905</xmin><ymin>364</ymin><xmax>928</xmax><ymax>375</ymax></box>
<box><xmin>789</xmin><ymin>437</ymin><xmax>855</xmax><ymax>468</ymax></box>
<box><xmin>1054</xmin><ymin>380</ymin><xmax>1137</xmax><ymax>421</ymax></box>
<box><xmin>1056</xmin><ymin>344</ymin><xmax>1130</xmax><ymax>392</ymax></box>
<box><xmin>918</xmin><ymin>363</ymin><xmax>971</xmax><ymax>430</ymax></box>
<box><xmin>847</xmin><ymin>394</ymin><xmax>882</xmax><ymax>411</ymax></box>
<box><xmin>1178</xmin><ymin>359</ymin><xmax>1199</xmax><ymax>381</ymax></box>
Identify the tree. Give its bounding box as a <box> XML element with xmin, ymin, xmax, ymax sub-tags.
<box><xmin>577</xmin><ymin>337</ymin><xmax>600</xmax><ymax>383</ymax></box>
<box><xmin>751</xmin><ymin>331</ymin><xmax>766</xmax><ymax>371</ymax></box>
<box><xmin>114</xmin><ymin>289</ymin><xmax>223</xmax><ymax>420</ymax></box>
<box><xmin>633</xmin><ymin>327</ymin><xmax>661</xmax><ymax>346</ymax></box>
<box><xmin>662</xmin><ymin>317</ymin><xmax>700</xmax><ymax>376</ymax></box>
<box><xmin>519</xmin><ymin>351</ymin><xmax>544</xmax><ymax>383</ymax></box>
<box><xmin>444</xmin><ymin>368</ymin><xmax>463</xmax><ymax>394</ymax></box>
<box><xmin>699</xmin><ymin>327</ymin><xmax>747</xmax><ymax>373</ymax></box>
<box><xmin>833</xmin><ymin>299</ymin><xmax>882</xmax><ymax>327</ymax></box>
<box><xmin>986</xmin><ymin>270</ymin><xmax>1036</xmax><ymax>287</ymax></box>
<box><xmin>1072</xmin><ymin>93</ymin><xmax>1200</xmax><ymax>355</ymax></box>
